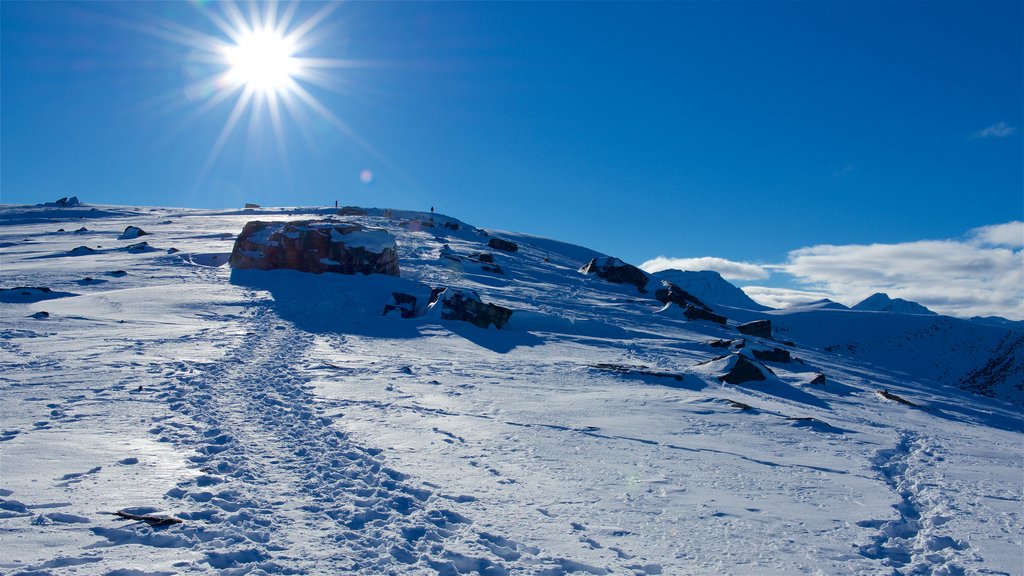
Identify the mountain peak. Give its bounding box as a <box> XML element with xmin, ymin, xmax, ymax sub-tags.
<box><xmin>651</xmin><ymin>269</ymin><xmax>770</xmax><ymax>311</ymax></box>
<box><xmin>852</xmin><ymin>292</ymin><xmax>936</xmax><ymax>315</ymax></box>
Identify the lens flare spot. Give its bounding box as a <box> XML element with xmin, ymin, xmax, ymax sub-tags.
<box><xmin>360</xmin><ymin>169</ymin><xmax>374</xmax><ymax>184</ymax></box>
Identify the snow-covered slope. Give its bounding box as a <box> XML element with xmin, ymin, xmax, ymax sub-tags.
<box><xmin>651</xmin><ymin>269</ymin><xmax>770</xmax><ymax>311</ymax></box>
<box><xmin>1</xmin><ymin>203</ymin><xmax>1021</xmax><ymax>576</ymax></box>
<box><xmin>852</xmin><ymin>292</ymin><xmax>937</xmax><ymax>315</ymax></box>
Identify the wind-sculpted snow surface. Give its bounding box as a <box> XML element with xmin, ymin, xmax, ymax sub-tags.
<box><xmin>1</xmin><ymin>203</ymin><xmax>1021</xmax><ymax>575</ymax></box>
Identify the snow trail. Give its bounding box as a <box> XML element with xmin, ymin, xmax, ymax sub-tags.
<box><xmin>144</xmin><ymin>301</ymin><xmax>600</xmax><ymax>574</ymax></box>
<box><xmin>858</xmin><ymin>431</ymin><xmax>979</xmax><ymax>575</ymax></box>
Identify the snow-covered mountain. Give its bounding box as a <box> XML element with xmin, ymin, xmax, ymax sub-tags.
<box><xmin>1</xmin><ymin>202</ymin><xmax>1021</xmax><ymax>575</ymax></box>
<box><xmin>651</xmin><ymin>269</ymin><xmax>770</xmax><ymax>312</ymax></box>
<box><xmin>852</xmin><ymin>292</ymin><xmax>938</xmax><ymax>315</ymax></box>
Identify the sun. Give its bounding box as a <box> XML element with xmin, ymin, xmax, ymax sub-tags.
<box><xmin>222</xmin><ymin>29</ymin><xmax>299</xmax><ymax>95</ymax></box>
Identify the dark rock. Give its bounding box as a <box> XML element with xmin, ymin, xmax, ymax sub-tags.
<box><xmin>167</xmin><ymin>247</ymin><xmax>180</xmax><ymax>254</ymax></box>
<box><xmin>107</xmin><ymin>270</ymin><xmax>127</xmax><ymax>277</ymax></box>
<box><xmin>119</xmin><ymin>226</ymin><xmax>148</xmax><ymax>240</ymax></box>
<box><xmin>229</xmin><ymin>220</ymin><xmax>400</xmax><ymax>276</ymax></box>
<box><xmin>31</xmin><ymin>311</ymin><xmax>50</xmax><ymax>319</ymax></box>
<box><xmin>68</xmin><ymin>246</ymin><xmax>96</xmax><ymax>255</ymax></box>
<box><xmin>591</xmin><ymin>363</ymin><xmax>684</xmax><ymax>381</ymax></box>
<box><xmin>737</xmin><ymin>320</ymin><xmax>773</xmax><ymax>339</ymax></box>
<box><xmin>74</xmin><ymin>227</ymin><xmax>89</xmax><ymax>233</ymax></box>
<box><xmin>384</xmin><ymin>292</ymin><xmax>420</xmax><ymax>319</ymax></box>
<box><xmin>429</xmin><ymin>288</ymin><xmax>512</xmax><ymax>329</ymax></box>
<box><xmin>877</xmin><ymin>389</ymin><xmax>918</xmax><ymax>407</ymax></box>
<box><xmin>244</xmin><ymin>203</ymin><xmax>261</xmax><ymax>209</ymax></box>
<box><xmin>579</xmin><ymin>257</ymin><xmax>648</xmax><ymax>293</ymax></box>
<box><xmin>57</xmin><ymin>228</ymin><xmax>65</xmax><ymax>233</ymax></box>
<box><xmin>488</xmin><ymin>238</ymin><xmax>519</xmax><ymax>253</ymax></box>
<box><xmin>469</xmin><ymin>252</ymin><xmax>494</xmax><ymax>263</ymax></box>
<box><xmin>720</xmin><ymin>354</ymin><xmax>773</xmax><ymax>384</ymax></box>
<box><xmin>655</xmin><ymin>281</ymin><xmax>710</xmax><ymax>310</ymax></box>
<box><xmin>751</xmin><ymin>347</ymin><xmax>791</xmax><ymax>363</ymax></box>
<box><xmin>809</xmin><ymin>373</ymin><xmax>826</xmax><ymax>385</ymax></box>
<box><xmin>443</xmin><ymin>222</ymin><xmax>460</xmax><ymax>231</ymax></box>
<box><xmin>338</xmin><ymin>206</ymin><xmax>367</xmax><ymax>216</ymax></box>
<box><xmin>126</xmin><ymin>241</ymin><xmax>152</xmax><ymax>253</ymax></box>
<box><xmin>708</xmin><ymin>339</ymin><xmax>733</xmax><ymax>348</ymax></box>
<box><xmin>726</xmin><ymin>399</ymin><xmax>754</xmax><ymax>410</ymax></box>
<box><xmin>684</xmin><ymin>305</ymin><xmax>727</xmax><ymax>325</ymax></box>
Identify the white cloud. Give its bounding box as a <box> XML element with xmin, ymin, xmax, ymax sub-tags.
<box><xmin>740</xmin><ymin>286</ymin><xmax>835</xmax><ymax>310</ymax></box>
<box><xmin>779</xmin><ymin>232</ymin><xmax>1024</xmax><ymax>320</ymax></box>
<box><xmin>975</xmin><ymin>121</ymin><xmax>1017</xmax><ymax>138</ymax></box>
<box><xmin>639</xmin><ymin>256</ymin><xmax>769</xmax><ymax>281</ymax></box>
<box><xmin>969</xmin><ymin>221</ymin><xmax>1024</xmax><ymax>248</ymax></box>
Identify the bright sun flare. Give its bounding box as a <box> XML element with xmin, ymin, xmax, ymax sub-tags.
<box><xmin>223</xmin><ymin>29</ymin><xmax>299</xmax><ymax>94</ymax></box>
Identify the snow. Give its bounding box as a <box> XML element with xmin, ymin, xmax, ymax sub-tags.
<box><xmin>1</xmin><ymin>203</ymin><xmax>1021</xmax><ymax>575</ymax></box>
<box><xmin>653</xmin><ymin>269</ymin><xmax>770</xmax><ymax>311</ymax></box>
<box><xmin>853</xmin><ymin>292</ymin><xmax>937</xmax><ymax>315</ymax></box>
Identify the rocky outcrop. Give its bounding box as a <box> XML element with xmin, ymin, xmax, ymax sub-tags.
<box><xmin>119</xmin><ymin>226</ymin><xmax>148</xmax><ymax>240</ymax></box>
<box><xmin>655</xmin><ymin>280</ymin><xmax>712</xmax><ymax>310</ymax></box>
<box><xmin>750</xmin><ymin>346</ymin><xmax>791</xmax><ymax>364</ymax></box>
<box><xmin>487</xmin><ymin>238</ymin><xmax>518</xmax><ymax>253</ymax></box>
<box><xmin>230</xmin><ymin>220</ymin><xmax>399</xmax><ymax>276</ymax></box>
<box><xmin>338</xmin><ymin>206</ymin><xmax>367</xmax><ymax>216</ymax></box>
<box><xmin>428</xmin><ymin>288</ymin><xmax>512</xmax><ymax>329</ymax></box>
<box><xmin>719</xmin><ymin>354</ymin><xmax>774</xmax><ymax>384</ymax></box>
<box><xmin>579</xmin><ymin>257</ymin><xmax>649</xmax><ymax>293</ymax></box>
<box><xmin>683</xmin><ymin>305</ymin><xmax>727</xmax><ymax>325</ymax></box>
<box><xmin>737</xmin><ymin>320</ymin><xmax>772</xmax><ymax>339</ymax></box>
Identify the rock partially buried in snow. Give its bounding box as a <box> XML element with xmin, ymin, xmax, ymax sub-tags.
<box><xmin>737</xmin><ymin>319</ymin><xmax>773</xmax><ymax>339</ymax></box>
<box><xmin>683</xmin><ymin>305</ymin><xmax>727</xmax><ymax>325</ymax></box>
<box><xmin>427</xmin><ymin>287</ymin><xmax>512</xmax><ymax>329</ymax></box>
<box><xmin>579</xmin><ymin>257</ymin><xmax>649</xmax><ymax>293</ymax></box>
<box><xmin>487</xmin><ymin>237</ymin><xmax>519</xmax><ymax>253</ymax></box>
<box><xmin>119</xmin><ymin>226</ymin><xmax>148</xmax><ymax>240</ymax></box>
<box><xmin>696</xmin><ymin>353</ymin><xmax>775</xmax><ymax>384</ymax></box>
<box><xmin>655</xmin><ymin>281</ymin><xmax>711</xmax><ymax>310</ymax></box>
<box><xmin>230</xmin><ymin>220</ymin><xmax>400</xmax><ymax>276</ymax></box>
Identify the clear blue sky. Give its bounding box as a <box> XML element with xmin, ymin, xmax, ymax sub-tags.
<box><xmin>2</xmin><ymin>2</ymin><xmax>1021</xmax><ymax>298</ymax></box>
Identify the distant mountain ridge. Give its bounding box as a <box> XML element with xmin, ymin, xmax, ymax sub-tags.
<box><xmin>852</xmin><ymin>292</ymin><xmax>937</xmax><ymax>315</ymax></box>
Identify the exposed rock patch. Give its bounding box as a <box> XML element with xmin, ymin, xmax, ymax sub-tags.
<box><xmin>579</xmin><ymin>257</ymin><xmax>648</xmax><ymax>293</ymax></box>
<box><xmin>737</xmin><ymin>320</ymin><xmax>773</xmax><ymax>339</ymax></box>
<box><xmin>119</xmin><ymin>226</ymin><xmax>148</xmax><ymax>240</ymax></box>
<box><xmin>230</xmin><ymin>220</ymin><xmax>399</xmax><ymax>276</ymax></box>
<box><xmin>487</xmin><ymin>238</ymin><xmax>519</xmax><ymax>253</ymax></box>
<box><xmin>428</xmin><ymin>288</ymin><xmax>512</xmax><ymax>329</ymax></box>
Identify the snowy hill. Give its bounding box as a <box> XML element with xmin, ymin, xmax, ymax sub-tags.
<box><xmin>1</xmin><ymin>203</ymin><xmax>1022</xmax><ymax>575</ymax></box>
<box><xmin>852</xmin><ymin>292</ymin><xmax>938</xmax><ymax>315</ymax></box>
<box><xmin>651</xmin><ymin>269</ymin><xmax>770</xmax><ymax>311</ymax></box>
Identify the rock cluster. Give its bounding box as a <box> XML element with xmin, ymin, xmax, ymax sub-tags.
<box><xmin>230</xmin><ymin>220</ymin><xmax>400</xmax><ymax>276</ymax></box>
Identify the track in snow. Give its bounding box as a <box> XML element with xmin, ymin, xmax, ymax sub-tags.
<box><xmin>125</xmin><ymin>300</ymin><xmax>609</xmax><ymax>575</ymax></box>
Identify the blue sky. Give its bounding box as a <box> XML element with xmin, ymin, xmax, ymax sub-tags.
<box><xmin>2</xmin><ymin>2</ymin><xmax>1022</xmax><ymax>317</ymax></box>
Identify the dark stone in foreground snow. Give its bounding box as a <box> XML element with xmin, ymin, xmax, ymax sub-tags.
<box><xmin>119</xmin><ymin>226</ymin><xmax>148</xmax><ymax>240</ymax></box>
<box><xmin>230</xmin><ymin>220</ymin><xmax>399</xmax><ymax>276</ymax></box>
<box><xmin>720</xmin><ymin>354</ymin><xmax>774</xmax><ymax>384</ymax></box>
<box><xmin>737</xmin><ymin>319</ymin><xmax>773</xmax><ymax>339</ymax></box>
<box><xmin>810</xmin><ymin>373</ymin><xmax>827</xmax><ymax>385</ymax></box>
<box><xmin>579</xmin><ymin>257</ymin><xmax>649</xmax><ymax>293</ymax></box>
<box><xmin>487</xmin><ymin>238</ymin><xmax>519</xmax><ymax>253</ymax></box>
<box><xmin>683</xmin><ymin>305</ymin><xmax>727</xmax><ymax>325</ymax></box>
<box><xmin>429</xmin><ymin>288</ymin><xmax>512</xmax><ymax>329</ymax></box>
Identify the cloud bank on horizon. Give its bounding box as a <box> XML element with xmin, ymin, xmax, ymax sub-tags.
<box><xmin>642</xmin><ymin>221</ymin><xmax>1024</xmax><ymax>320</ymax></box>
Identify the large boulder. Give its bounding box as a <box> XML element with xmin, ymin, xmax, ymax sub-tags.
<box><xmin>230</xmin><ymin>220</ymin><xmax>399</xmax><ymax>276</ymax></box>
<box><xmin>579</xmin><ymin>257</ymin><xmax>649</xmax><ymax>293</ymax></box>
<box><xmin>119</xmin><ymin>226</ymin><xmax>148</xmax><ymax>240</ymax></box>
<box><xmin>696</xmin><ymin>353</ymin><xmax>775</xmax><ymax>384</ymax></box>
<box><xmin>737</xmin><ymin>319</ymin><xmax>772</xmax><ymax>339</ymax></box>
<box><xmin>487</xmin><ymin>238</ymin><xmax>519</xmax><ymax>253</ymax></box>
<box><xmin>655</xmin><ymin>281</ymin><xmax>711</xmax><ymax>310</ymax></box>
<box><xmin>427</xmin><ymin>288</ymin><xmax>512</xmax><ymax>329</ymax></box>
